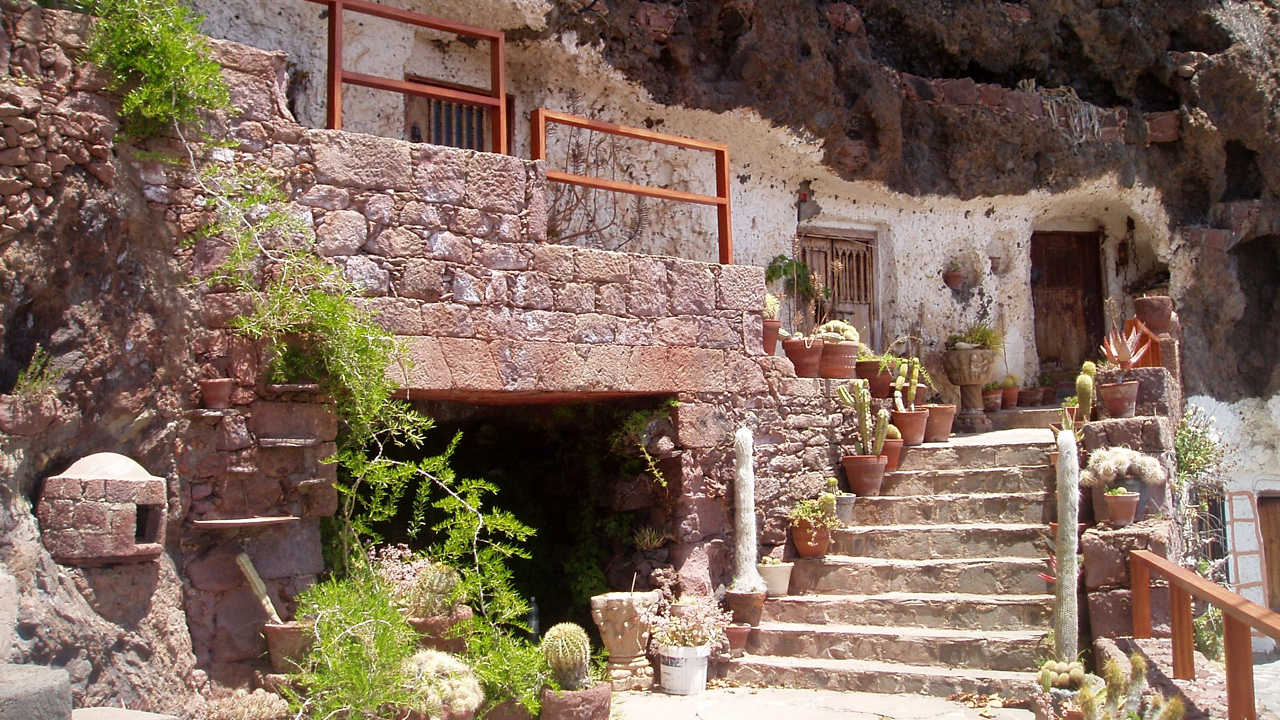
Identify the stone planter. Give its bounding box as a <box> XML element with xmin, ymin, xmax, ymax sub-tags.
<box><xmin>782</xmin><ymin>338</ymin><xmax>823</xmax><ymax>378</ymax></box>
<box><xmin>540</xmin><ymin>682</ymin><xmax>611</xmax><ymax>720</ymax></box>
<box><xmin>791</xmin><ymin>519</ymin><xmax>830</xmax><ymax>558</ymax></box>
<box><xmin>818</xmin><ymin>341</ymin><xmax>857</xmax><ymax>379</ymax></box>
<box><xmin>756</xmin><ymin>562</ymin><xmax>793</xmax><ymax>596</ymax></box>
<box><xmin>762</xmin><ymin>319</ymin><xmax>782</xmax><ymax>356</ymax></box>
<box><xmin>590</xmin><ymin>590</ymin><xmax>661</xmax><ymax>691</ymax></box>
<box><xmin>723</xmin><ymin>590</ymin><xmax>766</xmax><ymax>626</ymax></box>
<box><xmin>262</xmin><ymin>621</ymin><xmax>313</xmax><ymax>673</ymax></box>
<box><xmin>856</xmin><ymin>360</ymin><xmax>895</xmax><ymax>398</ymax></box>
<box><xmin>1098</xmin><ymin>381</ymin><xmax>1139</xmax><ymax>418</ymax></box>
<box><xmin>891</xmin><ymin>409</ymin><xmax>929</xmax><ymax>446</ymax></box>
<box><xmin>920</xmin><ymin>404</ymin><xmax>956</xmax><ymax>443</ymax></box>
<box><xmin>408</xmin><ymin>606</ymin><xmax>473</xmax><ymax>653</ymax></box>
<box><xmin>882</xmin><ymin>438</ymin><xmax>904</xmax><ymax>472</ymax></box>
<box><xmin>1134</xmin><ymin>296</ymin><xmax>1174</xmax><ymax>334</ymax></box>
<box><xmin>841</xmin><ymin>454</ymin><xmax>886</xmax><ymax>496</ymax></box>
<box><xmin>942</xmin><ymin>348</ymin><xmax>997</xmax><ymax>387</ymax></box>
<box><xmin>199</xmin><ymin>378</ymin><xmax>237</xmax><ymax>409</ymax></box>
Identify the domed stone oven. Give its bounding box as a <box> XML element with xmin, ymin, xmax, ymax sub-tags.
<box><xmin>35</xmin><ymin>453</ymin><xmax>166</xmax><ymax>566</ymax></box>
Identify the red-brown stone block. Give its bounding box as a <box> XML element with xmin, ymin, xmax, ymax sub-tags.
<box><xmin>1081</xmin><ymin>519</ymin><xmax>1180</xmax><ymax>590</ymax></box>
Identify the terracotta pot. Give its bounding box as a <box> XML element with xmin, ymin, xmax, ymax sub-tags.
<box><xmin>921</xmin><ymin>404</ymin><xmax>956</xmax><ymax>443</ymax></box>
<box><xmin>1104</xmin><ymin>492</ymin><xmax>1141</xmax><ymax>527</ymax></box>
<box><xmin>819</xmin><ymin>341</ymin><xmax>858</xmax><ymax>379</ymax></box>
<box><xmin>891</xmin><ymin>409</ymin><xmax>929</xmax><ymax>446</ymax></box>
<box><xmin>262</xmin><ymin>621</ymin><xmax>313</xmax><ymax>673</ymax></box>
<box><xmin>1134</xmin><ymin>296</ymin><xmax>1174</xmax><ymax>334</ymax></box>
<box><xmin>782</xmin><ymin>338</ymin><xmax>824</xmax><ymax>378</ymax></box>
<box><xmin>540</xmin><ymin>682</ymin><xmax>611</xmax><ymax>720</ymax></box>
<box><xmin>407</xmin><ymin>606</ymin><xmax>474</xmax><ymax>653</ymax></box>
<box><xmin>756</xmin><ymin>563</ymin><xmax>793</xmax><ymax>596</ymax></box>
<box><xmin>791</xmin><ymin>519</ymin><xmax>831</xmax><ymax>558</ymax></box>
<box><xmin>199</xmin><ymin>378</ymin><xmax>237</xmax><ymax>409</ymax></box>
<box><xmin>762</xmin><ymin>319</ymin><xmax>782</xmax><ymax>356</ymax></box>
<box><xmin>723</xmin><ymin>590</ymin><xmax>766</xmax><ymax>627</ymax></box>
<box><xmin>1041</xmin><ymin>386</ymin><xmax>1058</xmax><ymax>406</ymax></box>
<box><xmin>1098</xmin><ymin>381</ymin><xmax>1139</xmax><ymax>418</ymax></box>
<box><xmin>857</xmin><ymin>360</ymin><xmax>895</xmax><ymax>398</ymax></box>
<box><xmin>1018</xmin><ymin>387</ymin><xmax>1042</xmax><ymax>407</ymax></box>
<box><xmin>882</xmin><ymin>438</ymin><xmax>904</xmax><ymax>472</ymax></box>
<box><xmin>724</xmin><ymin>623</ymin><xmax>750</xmax><ymax>658</ymax></box>
<box><xmin>1001</xmin><ymin>386</ymin><xmax>1020</xmax><ymax>409</ymax></box>
<box><xmin>982</xmin><ymin>390</ymin><xmax>1003</xmax><ymax>413</ymax></box>
<box><xmin>943</xmin><ymin>269</ymin><xmax>963</xmax><ymax>289</ymax></box>
<box><xmin>841</xmin><ymin>454</ymin><xmax>887</xmax><ymax>496</ymax></box>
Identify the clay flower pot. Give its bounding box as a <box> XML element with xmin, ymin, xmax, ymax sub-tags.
<box><xmin>1001</xmin><ymin>386</ymin><xmax>1020</xmax><ymax>409</ymax></box>
<box><xmin>1018</xmin><ymin>387</ymin><xmax>1042</xmax><ymax>407</ymax></box>
<box><xmin>982</xmin><ymin>390</ymin><xmax>1003</xmax><ymax>413</ymax></box>
<box><xmin>882</xmin><ymin>438</ymin><xmax>905</xmax><ymax>472</ymax></box>
<box><xmin>762</xmin><ymin>319</ymin><xmax>782</xmax><ymax>356</ymax></box>
<box><xmin>723</xmin><ymin>590</ymin><xmax>766</xmax><ymax>627</ymax></box>
<box><xmin>782</xmin><ymin>338</ymin><xmax>824</xmax><ymax>378</ymax></box>
<box><xmin>921</xmin><ymin>403</ymin><xmax>956</xmax><ymax>443</ymax></box>
<box><xmin>724</xmin><ymin>623</ymin><xmax>751</xmax><ymax>658</ymax></box>
<box><xmin>856</xmin><ymin>360</ymin><xmax>896</xmax><ymax>398</ymax></box>
<box><xmin>791</xmin><ymin>519</ymin><xmax>831</xmax><ymax>558</ymax></box>
<box><xmin>841</xmin><ymin>454</ymin><xmax>887</xmax><ymax>496</ymax></box>
<box><xmin>818</xmin><ymin>341</ymin><xmax>858</xmax><ymax>379</ymax></box>
<box><xmin>943</xmin><ymin>269</ymin><xmax>964</xmax><ymax>289</ymax></box>
<box><xmin>408</xmin><ymin>606</ymin><xmax>474</xmax><ymax>653</ymax></box>
<box><xmin>199</xmin><ymin>378</ymin><xmax>237</xmax><ymax>409</ymax></box>
<box><xmin>756</xmin><ymin>562</ymin><xmax>793</xmax><ymax>596</ymax></box>
<box><xmin>891</xmin><ymin>409</ymin><xmax>929</xmax><ymax>446</ymax></box>
<box><xmin>1103</xmin><ymin>491</ymin><xmax>1141</xmax><ymax>527</ymax></box>
<box><xmin>262</xmin><ymin>620</ymin><xmax>313</xmax><ymax>673</ymax></box>
<box><xmin>1098</xmin><ymin>381</ymin><xmax>1139</xmax><ymax>418</ymax></box>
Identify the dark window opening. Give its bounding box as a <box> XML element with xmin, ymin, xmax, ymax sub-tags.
<box><xmin>1222</xmin><ymin>140</ymin><xmax>1263</xmax><ymax>202</ymax></box>
<box><xmin>136</xmin><ymin>505</ymin><xmax>162</xmax><ymax>544</ymax></box>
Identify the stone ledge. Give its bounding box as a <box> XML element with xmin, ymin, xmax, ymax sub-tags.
<box><xmin>0</xmin><ymin>663</ymin><xmax>72</xmax><ymax>720</ymax></box>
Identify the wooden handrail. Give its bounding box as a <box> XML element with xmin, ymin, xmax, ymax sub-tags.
<box><xmin>1131</xmin><ymin>549</ymin><xmax>1280</xmax><ymax>720</ymax></box>
<box><xmin>300</xmin><ymin>0</ymin><xmax>507</xmax><ymax>154</ymax></box>
<box><xmin>531</xmin><ymin>108</ymin><xmax>734</xmax><ymax>264</ymax></box>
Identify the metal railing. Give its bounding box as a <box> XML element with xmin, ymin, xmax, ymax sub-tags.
<box><xmin>530</xmin><ymin>108</ymin><xmax>733</xmax><ymax>264</ymax></box>
<box><xmin>300</xmin><ymin>0</ymin><xmax>507</xmax><ymax>154</ymax></box>
<box><xmin>1130</xmin><ymin>549</ymin><xmax>1280</xmax><ymax>720</ymax></box>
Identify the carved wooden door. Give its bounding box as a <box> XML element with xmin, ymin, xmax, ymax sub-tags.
<box><xmin>1260</xmin><ymin>496</ymin><xmax>1280</xmax><ymax>610</ymax></box>
<box><xmin>1031</xmin><ymin>232</ymin><xmax>1104</xmax><ymax>371</ymax></box>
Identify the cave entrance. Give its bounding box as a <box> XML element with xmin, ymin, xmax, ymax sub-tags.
<box><xmin>1030</xmin><ymin>231</ymin><xmax>1105</xmax><ymax>373</ymax></box>
<box><xmin>384</xmin><ymin>395</ymin><xmax>677</xmax><ymax>632</ymax></box>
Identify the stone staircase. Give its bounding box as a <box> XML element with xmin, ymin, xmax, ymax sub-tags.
<box><xmin>730</xmin><ymin>430</ymin><xmax>1058</xmax><ymax>698</ymax></box>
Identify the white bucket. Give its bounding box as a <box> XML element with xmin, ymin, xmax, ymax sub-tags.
<box><xmin>658</xmin><ymin>644</ymin><xmax>710</xmax><ymax>695</ymax></box>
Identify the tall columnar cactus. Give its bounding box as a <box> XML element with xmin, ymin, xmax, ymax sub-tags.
<box><xmin>1076</xmin><ymin>370</ymin><xmax>1094</xmax><ymax>423</ymax></box>
<box><xmin>542</xmin><ymin>622</ymin><xmax>591</xmax><ymax>691</ymax></box>
<box><xmin>893</xmin><ymin>358</ymin><xmax>920</xmax><ymax>412</ymax></box>
<box><xmin>1055</xmin><ymin>429</ymin><xmax>1080</xmax><ymax>665</ymax></box>
<box><xmin>837</xmin><ymin>380</ymin><xmax>890</xmax><ymax>456</ymax></box>
<box><xmin>1081</xmin><ymin>360</ymin><xmax>1097</xmax><ymax>378</ymax></box>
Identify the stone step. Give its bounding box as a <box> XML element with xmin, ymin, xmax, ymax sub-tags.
<box><xmin>725</xmin><ymin>654</ymin><xmax>1040</xmax><ymax>699</ymax></box>
<box><xmin>879</xmin><ymin>465</ymin><xmax>1054</xmax><ymax>496</ymax></box>
<box><xmin>745</xmin><ymin>622</ymin><xmax>1045</xmax><ymax>672</ymax></box>
<box><xmin>832</xmin><ymin>523</ymin><xmax>1050</xmax><ymax>559</ymax></box>
<box><xmin>764</xmin><ymin>592</ymin><xmax>1054</xmax><ymax>631</ymax></box>
<box><xmin>894</xmin><ymin>439</ymin><xmax>1054</xmax><ymax>472</ymax></box>
<box><xmin>988</xmin><ymin>408</ymin><xmax>1061</xmax><ymax>431</ymax></box>
<box><xmin>847</xmin><ymin>492</ymin><xmax>1051</xmax><ymax>525</ymax></box>
<box><xmin>790</xmin><ymin>555</ymin><xmax>1051</xmax><ymax>595</ymax></box>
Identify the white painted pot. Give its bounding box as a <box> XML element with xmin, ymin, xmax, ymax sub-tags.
<box><xmin>756</xmin><ymin>563</ymin><xmax>793</xmax><ymax>597</ymax></box>
<box><xmin>658</xmin><ymin>644</ymin><xmax>710</xmax><ymax>695</ymax></box>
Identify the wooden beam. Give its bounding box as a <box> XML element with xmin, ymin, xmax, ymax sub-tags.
<box><xmin>715</xmin><ymin>146</ymin><xmax>733</xmax><ymax>264</ymax></box>
<box><xmin>1131</xmin><ymin>553</ymin><xmax>1151</xmax><ymax>638</ymax></box>
<box><xmin>300</xmin><ymin>0</ymin><xmax>503</xmax><ymax>40</ymax></box>
<box><xmin>342</xmin><ymin>72</ymin><xmax>502</xmax><ymax>107</ymax></box>
<box><xmin>1131</xmin><ymin>550</ymin><xmax>1280</xmax><ymax>640</ymax></box>
<box><xmin>1170</xmin><ymin>586</ymin><xmax>1195</xmax><ymax>680</ymax></box>
<box><xmin>1223</xmin><ymin>615</ymin><xmax>1256</xmax><ymax>720</ymax></box>
<box><xmin>530</xmin><ymin>107</ymin><xmax>547</xmax><ymax>161</ymax></box>
<box><xmin>326</xmin><ymin>0</ymin><xmax>343</xmax><ymax>130</ymax></box>
<box><xmin>536</xmin><ymin>109</ymin><xmax>729</xmax><ymax>153</ymax></box>
<box><xmin>545</xmin><ymin>169</ymin><xmax>727</xmax><ymax>207</ymax></box>
<box><xmin>491</xmin><ymin>36</ymin><xmax>507</xmax><ymax>155</ymax></box>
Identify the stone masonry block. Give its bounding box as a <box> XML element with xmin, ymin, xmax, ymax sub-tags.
<box><xmin>555</xmin><ymin>282</ymin><xmax>595</xmax><ymax>313</ymax></box>
<box><xmin>1081</xmin><ymin>519</ymin><xmax>1180</xmax><ymax>590</ymax></box>
<box><xmin>0</xmin><ymin>663</ymin><xmax>72</xmax><ymax>720</ymax></box>
<box><xmin>310</xmin><ymin>130</ymin><xmax>413</xmax><ymax>191</ymax></box>
<box><xmin>421</xmin><ymin>302</ymin><xmax>474</xmax><ymax>337</ymax></box>
<box><xmin>398</xmin><ymin>259</ymin><xmax>447</xmax><ymax>301</ymax></box>
<box><xmin>364</xmin><ymin>226</ymin><xmax>427</xmax><ymax>257</ymax></box>
<box><xmin>716</xmin><ymin>264</ymin><xmax>765</xmax><ymax>310</ymax></box>
<box><xmin>413</xmin><ymin>144</ymin><xmax>468</xmax><ymax>204</ymax></box>
<box><xmin>464</xmin><ymin>153</ymin><xmax>525</xmax><ymax>215</ymax></box>
<box><xmin>675</xmin><ymin>403</ymin><xmax>733</xmax><ymax>448</ymax></box>
<box><xmin>478</xmin><ymin>243</ymin><xmax>529</xmax><ymax>271</ymax></box>
<box><xmin>1082</xmin><ymin>416</ymin><xmax>1174</xmax><ymax>453</ymax></box>
<box><xmin>565</xmin><ymin>345</ymin><xmax>633</xmax><ymax>392</ymax></box>
<box><xmin>669</xmin><ymin>262</ymin><xmax>715</xmax><ymax>315</ymax></box>
<box><xmin>395</xmin><ymin>336</ymin><xmax>452</xmax><ymax>392</ymax></box>
<box><xmin>439</xmin><ymin>338</ymin><xmax>503</xmax><ymax>391</ymax></box>
<box><xmin>531</xmin><ymin>243</ymin><xmax>575</xmax><ymax>277</ymax></box>
<box><xmin>315</xmin><ymin>209</ymin><xmax>366</xmax><ymax>256</ymax></box>
<box><xmin>576</xmin><ymin>248</ymin><xmax>630</xmax><ymax>283</ymax></box>
<box><xmin>1145</xmin><ymin>110</ymin><xmax>1181</xmax><ymax>144</ymax></box>
<box><xmin>1088</xmin><ymin>586</ymin><xmax>1170</xmax><ymax>639</ymax></box>
<box><xmin>248</xmin><ymin>402</ymin><xmax>338</xmax><ymax>442</ymax></box>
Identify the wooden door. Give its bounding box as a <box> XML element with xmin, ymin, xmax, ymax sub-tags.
<box><xmin>1260</xmin><ymin>496</ymin><xmax>1280</xmax><ymax>610</ymax></box>
<box><xmin>799</xmin><ymin>231</ymin><xmax>876</xmax><ymax>345</ymax></box>
<box><xmin>1031</xmin><ymin>232</ymin><xmax>1104</xmax><ymax>371</ymax></box>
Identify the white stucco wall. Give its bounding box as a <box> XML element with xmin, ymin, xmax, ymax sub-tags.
<box><xmin>1186</xmin><ymin>393</ymin><xmax>1279</xmax><ymax>652</ymax></box>
<box><xmin>190</xmin><ymin>0</ymin><xmax>1184</xmax><ymax>392</ymax></box>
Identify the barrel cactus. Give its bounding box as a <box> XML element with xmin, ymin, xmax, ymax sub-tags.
<box><xmin>542</xmin><ymin>622</ymin><xmax>591</xmax><ymax>691</ymax></box>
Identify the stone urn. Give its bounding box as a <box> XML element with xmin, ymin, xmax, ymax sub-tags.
<box><xmin>589</xmin><ymin>590</ymin><xmax>661</xmax><ymax>691</ymax></box>
<box><xmin>942</xmin><ymin>348</ymin><xmax>997</xmax><ymax>433</ymax></box>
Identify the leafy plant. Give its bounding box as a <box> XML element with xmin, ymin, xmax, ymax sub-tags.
<box><xmin>650</xmin><ymin>596</ymin><xmax>731</xmax><ymax>648</ymax></box>
<box><xmin>946</xmin><ymin>322</ymin><xmax>1004</xmax><ymax>351</ymax></box>
<box><xmin>84</xmin><ymin>0</ymin><xmax>230</xmax><ymax>139</ymax></box>
<box><xmin>464</xmin><ymin>627</ymin><xmax>550</xmax><ymax>715</ymax></box>
<box><xmin>788</xmin><ymin>495</ymin><xmax>839</xmax><ymax>530</ymax></box>
<box><xmin>609</xmin><ymin>399</ymin><xmax>678</xmax><ymax>487</ymax></box>
<box><xmin>633</xmin><ymin>525</ymin><xmax>667</xmax><ymax>550</ymax></box>
<box><xmin>10</xmin><ymin>345</ymin><xmax>62</xmax><ymax>399</ymax></box>
<box><xmin>1192</xmin><ymin>605</ymin><xmax>1223</xmax><ymax>661</ymax></box>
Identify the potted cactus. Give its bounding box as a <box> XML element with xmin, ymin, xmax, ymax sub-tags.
<box><xmin>881</xmin><ymin>423</ymin><xmax>904</xmax><ymax>472</ymax></box>
<box><xmin>814</xmin><ymin>319</ymin><xmax>860</xmax><ymax>379</ymax></box>
<box><xmin>890</xmin><ymin>358</ymin><xmax>930</xmax><ymax>446</ymax></box>
<box><xmin>982</xmin><ymin>382</ymin><xmax>1003</xmax><ymax>412</ymax></box>
<box><xmin>788</xmin><ymin>492</ymin><xmax>839</xmax><ymax>558</ymax></box>
<box><xmin>780</xmin><ymin>331</ymin><xmax>824</xmax><ymax>377</ymax></box>
<box><xmin>1076</xmin><ymin>362</ymin><xmax>1095</xmax><ymax>423</ymax></box>
<box><xmin>1098</xmin><ymin>320</ymin><xmax>1151</xmax><ymax>418</ymax></box>
<box><xmin>1080</xmin><ymin>446</ymin><xmax>1167</xmax><ymax>525</ymax></box>
<box><xmin>762</xmin><ymin>293</ymin><xmax>781</xmax><ymax>356</ymax></box>
<box><xmin>403</xmin><ymin>562</ymin><xmax>473</xmax><ymax>653</ymax></box>
<box><xmin>541</xmin><ymin>623</ymin><xmax>610</xmax><ymax>720</ymax></box>
<box><xmin>1000</xmin><ymin>374</ymin><xmax>1020</xmax><ymax>409</ymax></box>
<box><xmin>826</xmin><ymin>476</ymin><xmax>857</xmax><ymax>525</ymax></box>
<box><xmin>755</xmin><ymin>556</ymin><xmax>793</xmax><ymax>596</ymax></box>
<box><xmin>836</xmin><ymin>379</ymin><xmax>889</xmax><ymax>496</ymax></box>
<box><xmin>856</xmin><ymin>348</ymin><xmax>898</xmax><ymax>399</ymax></box>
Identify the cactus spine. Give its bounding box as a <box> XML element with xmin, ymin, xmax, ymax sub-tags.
<box><xmin>542</xmin><ymin>622</ymin><xmax>591</xmax><ymax>691</ymax></box>
<box><xmin>1076</xmin><ymin>370</ymin><xmax>1094</xmax><ymax>423</ymax></box>
<box><xmin>837</xmin><ymin>381</ymin><xmax>890</xmax><ymax>456</ymax></box>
